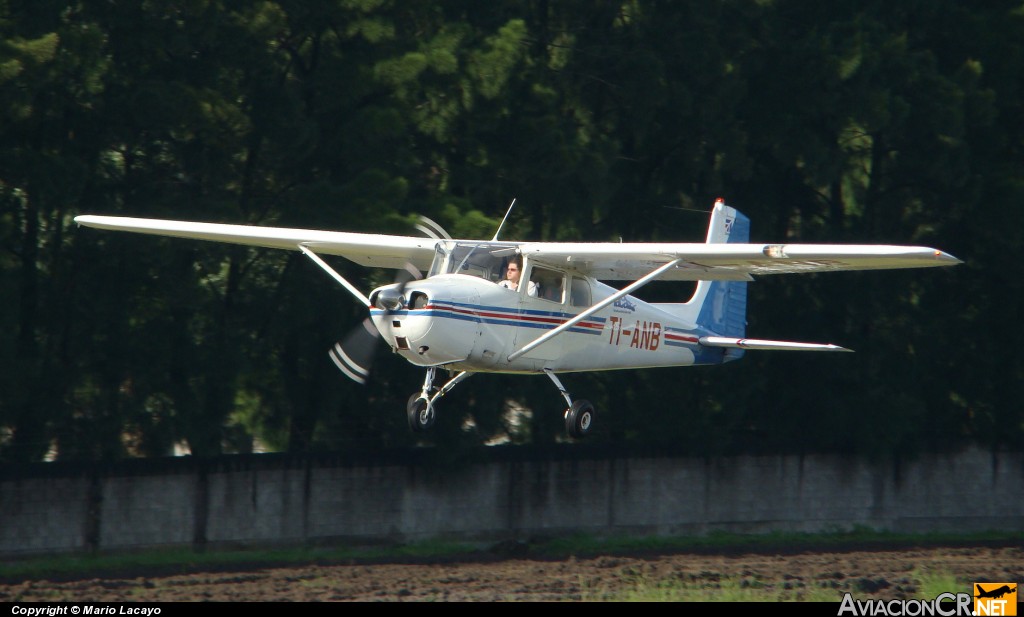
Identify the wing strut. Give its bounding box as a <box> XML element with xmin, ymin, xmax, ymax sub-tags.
<box><xmin>507</xmin><ymin>258</ymin><xmax>683</xmax><ymax>362</ymax></box>
<box><xmin>299</xmin><ymin>244</ymin><xmax>372</xmax><ymax>308</ymax></box>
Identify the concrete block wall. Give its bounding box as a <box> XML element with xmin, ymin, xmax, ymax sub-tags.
<box><xmin>0</xmin><ymin>475</ymin><xmax>91</xmax><ymax>555</ymax></box>
<box><xmin>1</xmin><ymin>445</ymin><xmax>1021</xmax><ymax>558</ymax></box>
<box><xmin>205</xmin><ymin>466</ymin><xmax>310</xmax><ymax>546</ymax></box>
<box><xmin>98</xmin><ymin>472</ymin><xmax>196</xmax><ymax>551</ymax></box>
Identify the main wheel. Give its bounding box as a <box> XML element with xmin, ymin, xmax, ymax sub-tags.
<box><xmin>407</xmin><ymin>393</ymin><xmax>436</xmax><ymax>432</ymax></box>
<box><xmin>564</xmin><ymin>399</ymin><xmax>595</xmax><ymax>438</ymax></box>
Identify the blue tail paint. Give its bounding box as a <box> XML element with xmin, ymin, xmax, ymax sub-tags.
<box><xmin>652</xmin><ymin>200</ymin><xmax>751</xmax><ymax>362</ymax></box>
<box><xmin>695</xmin><ymin>211</ymin><xmax>749</xmax><ymax>360</ymax></box>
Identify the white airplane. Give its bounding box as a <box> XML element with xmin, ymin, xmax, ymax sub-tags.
<box><xmin>74</xmin><ymin>199</ymin><xmax>960</xmax><ymax>438</ymax></box>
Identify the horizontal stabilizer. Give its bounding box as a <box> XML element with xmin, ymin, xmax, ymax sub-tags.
<box><xmin>699</xmin><ymin>336</ymin><xmax>852</xmax><ymax>352</ymax></box>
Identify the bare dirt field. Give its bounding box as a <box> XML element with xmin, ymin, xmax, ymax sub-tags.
<box><xmin>2</xmin><ymin>541</ymin><xmax>1022</xmax><ymax>602</ymax></box>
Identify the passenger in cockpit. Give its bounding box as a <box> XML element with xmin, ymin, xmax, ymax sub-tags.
<box><xmin>498</xmin><ymin>255</ymin><xmax>538</xmax><ymax>296</ymax></box>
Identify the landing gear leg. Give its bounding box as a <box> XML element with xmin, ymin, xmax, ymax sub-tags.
<box><xmin>406</xmin><ymin>368</ymin><xmax>474</xmax><ymax>433</ymax></box>
<box><xmin>544</xmin><ymin>369</ymin><xmax>595</xmax><ymax>439</ymax></box>
<box><xmin>430</xmin><ymin>370</ymin><xmax>473</xmax><ymax>406</ymax></box>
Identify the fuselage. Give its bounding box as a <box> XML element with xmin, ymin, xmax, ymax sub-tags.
<box><xmin>369</xmin><ymin>272</ymin><xmax>730</xmax><ymax>375</ymax></box>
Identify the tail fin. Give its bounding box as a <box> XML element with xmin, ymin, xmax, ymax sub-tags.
<box><xmin>657</xmin><ymin>199</ymin><xmax>852</xmax><ymax>359</ymax></box>
<box><xmin>664</xmin><ymin>199</ymin><xmax>750</xmax><ymax>360</ymax></box>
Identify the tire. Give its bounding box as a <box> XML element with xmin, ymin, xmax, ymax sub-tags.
<box><xmin>564</xmin><ymin>399</ymin><xmax>594</xmax><ymax>438</ymax></box>
<box><xmin>407</xmin><ymin>393</ymin><xmax>436</xmax><ymax>432</ymax></box>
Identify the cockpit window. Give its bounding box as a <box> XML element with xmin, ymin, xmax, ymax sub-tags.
<box><xmin>429</xmin><ymin>242</ymin><xmax>518</xmax><ymax>282</ymax></box>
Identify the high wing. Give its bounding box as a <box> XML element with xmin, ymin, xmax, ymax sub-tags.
<box><xmin>74</xmin><ymin>215</ymin><xmax>962</xmax><ymax>282</ymax></box>
<box><xmin>73</xmin><ymin>215</ymin><xmax>438</xmax><ymax>271</ymax></box>
<box><xmin>519</xmin><ymin>242</ymin><xmax>962</xmax><ymax>281</ymax></box>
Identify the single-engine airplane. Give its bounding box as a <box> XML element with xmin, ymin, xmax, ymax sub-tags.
<box><xmin>74</xmin><ymin>199</ymin><xmax>960</xmax><ymax>438</ymax></box>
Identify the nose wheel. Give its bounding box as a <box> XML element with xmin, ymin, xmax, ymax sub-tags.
<box><xmin>405</xmin><ymin>368</ymin><xmax>474</xmax><ymax>433</ymax></box>
<box><xmin>407</xmin><ymin>393</ymin><xmax>436</xmax><ymax>432</ymax></box>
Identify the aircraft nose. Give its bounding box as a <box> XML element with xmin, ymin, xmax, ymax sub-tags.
<box><xmin>372</xmin><ymin>284</ymin><xmax>477</xmax><ymax>366</ymax></box>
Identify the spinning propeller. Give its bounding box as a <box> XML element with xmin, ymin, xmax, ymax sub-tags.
<box><xmin>327</xmin><ymin>216</ymin><xmax>449</xmax><ymax>384</ymax></box>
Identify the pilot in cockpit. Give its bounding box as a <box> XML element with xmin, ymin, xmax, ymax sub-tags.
<box><xmin>498</xmin><ymin>254</ymin><xmax>538</xmax><ymax>296</ymax></box>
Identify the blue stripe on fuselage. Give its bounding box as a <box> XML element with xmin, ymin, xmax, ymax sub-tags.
<box><xmin>371</xmin><ymin>300</ymin><xmax>604</xmax><ymax>335</ymax></box>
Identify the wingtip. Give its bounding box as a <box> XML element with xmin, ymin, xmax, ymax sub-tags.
<box><xmin>934</xmin><ymin>250</ymin><xmax>963</xmax><ymax>265</ymax></box>
<box><xmin>73</xmin><ymin>214</ymin><xmax>104</xmax><ymax>228</ymax></box>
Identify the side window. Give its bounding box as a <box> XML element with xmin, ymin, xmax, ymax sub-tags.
<box><xmin>529</xmin><ymin>266</ymin><xmax>565</xmax><ymax>303</ymax></box>
<box><xmin>569</xmin><ymin>277</ymin><xmax>591</xmax><ymax>307</ymax></box>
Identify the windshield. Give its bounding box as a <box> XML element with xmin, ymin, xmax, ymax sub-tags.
<box><xmin>429</xmin><ymin>242</ymin><xmax>518</xmax><ymax>283</ymax></box>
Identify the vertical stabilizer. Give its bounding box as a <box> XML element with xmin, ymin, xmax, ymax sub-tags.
<box><xmin>663</xmin><ymin>199</ymin><xmax>750</xmax><ymax>360</ymax></box>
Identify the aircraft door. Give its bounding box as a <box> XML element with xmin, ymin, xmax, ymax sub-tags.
<box><xmin>512</xmin><ymin>263</ymin><xmax>567</xmax><ymax>362</ymax></box>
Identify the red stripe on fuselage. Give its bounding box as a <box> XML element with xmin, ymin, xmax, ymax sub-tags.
<box><xmin>664</xmin><ymin>333</ymin><xmax>699</xmax><ymax>343</ymax></box>
<box><xmin>423</xmin><ymin>303</ymin><xmax>603</xmax><ymax>331</ymax></box>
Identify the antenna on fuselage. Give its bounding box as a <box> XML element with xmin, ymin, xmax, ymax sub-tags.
<box><xmin>492</xmin><ymin>198</ymin><xmax>517</xmax><ymax>241</ymax></box>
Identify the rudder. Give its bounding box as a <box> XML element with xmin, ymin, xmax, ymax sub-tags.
<box><xmin>696</xmin><ymin>205</ymin><xmax>749</xmax><ymax>338</ymax></box>
<box><xmin>670</xmin><ymin>199</ymin><xmax>750</xmax><ymax>360</ymax></box>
